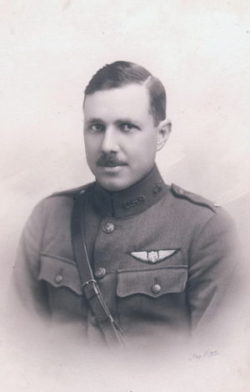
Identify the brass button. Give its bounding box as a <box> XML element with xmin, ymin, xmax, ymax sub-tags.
<box><xmin>55</xmin><ymin>274</ymin><xmax>63</xmax><ymax>284</ymax></box>
<box><xmin>95</xmin><ymin>267</ymin><xmax>106</xmax><ymax>279</ymax></box>
<box><xmin>103</xmin><ymin>222</ymin><xmax>115</xmax><ymax>233</ymax></box>
<box><xmin>151</xmin><ymin>283</ymin><xmax>161</xmax><ymax>294</ymax></box>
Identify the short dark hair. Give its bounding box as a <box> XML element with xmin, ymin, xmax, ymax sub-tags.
<box><xmin>84</xmin><ymin>61</ymin><xmax>166</xmax><ymax>125</ymax></box>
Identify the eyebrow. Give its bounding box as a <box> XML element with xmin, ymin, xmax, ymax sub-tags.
<box><xmin>115</xmin><ymin>118</ymin><xmax>140</xmax><ymax>124</ymax></box>
<box><xmin>85</xmin><ymin>118</ymin><xmax>105</xmax><ymax>124</ymax></box>
<box><xmin>86</xmin><ymin>117</ymin><xmax>141</xmax><ymax>126</ymax></box>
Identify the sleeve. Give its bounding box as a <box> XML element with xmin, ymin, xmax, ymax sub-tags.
<box><xmin>11</xmin><ymin>200</ymin><xmax>50</xmax><ymax>320</ymax></box>
<box><xmin>187</xmin><ymin>208</ymin><xmax>240</xmax><ymax>336</ymax></box>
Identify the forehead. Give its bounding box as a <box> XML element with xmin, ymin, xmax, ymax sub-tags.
<box><xmin>84</xmin><ymin>84</ymin><xmax>151</xmax><ymax>121</ymax></box>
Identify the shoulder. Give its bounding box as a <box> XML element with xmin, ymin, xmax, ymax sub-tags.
<box><xmin>167</xmin><ymin>184</ymin><xmax>237</xmax><ymax>261</ymax></box>
<box><xmin>48</xmin><ymin>182</ymin><xmax>93</xmax><ymax>200</ymax></box>
<box><xmin>28</xmin><ymin>182</ymin><xmax>94</xmax><ymax>223</ymax></box>
<box><xmin>170</xmin><ymin>183</ymin><xmax>219</xmax><ymax>213</ymax></box>
<box><xmin>42</xmin><ymin>182</ymin><xmax>94</xmax><ymax>206</ymax></box>
<box><xmin>167</xmin><ymin>183</ymin><xmax>235</xmax><ymax>232</ymax></box>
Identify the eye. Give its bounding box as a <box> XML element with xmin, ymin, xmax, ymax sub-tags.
<box><xmin>88</xmin><ymin>123</ymin><xmax>105</xmax><ymax>133</ymax></box>
<box><xmin>119</xmin><ymin>122</ymin><xmax>139</xmax><ymax>133</ymax></box>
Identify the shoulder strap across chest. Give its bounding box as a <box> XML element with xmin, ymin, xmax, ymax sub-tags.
<box><xmin>71</xmin><ymin>189</ymin><xmax>125</xmax><ymax>347</ymax></box>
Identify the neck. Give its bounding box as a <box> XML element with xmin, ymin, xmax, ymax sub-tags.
<box><xmin>93</xmin><ymin>165</ymin><xmax>168</xmax><ymax>218</ymax></box>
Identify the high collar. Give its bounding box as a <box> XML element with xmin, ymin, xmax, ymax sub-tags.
<box><xmin>92</xmin><ymin>165</ymin><xmax>168</xmax><ymax>218</ymax></box>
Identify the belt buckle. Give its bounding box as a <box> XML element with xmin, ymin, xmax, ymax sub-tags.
<box><xmin>82</xmin><ymin>279</ymin><xmax>100</xmax><ymax>298</ymax></box>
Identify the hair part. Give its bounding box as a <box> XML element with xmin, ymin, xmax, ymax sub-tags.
<box><xmin>84</xmin><ymin>61</ymin><xmax>166</xmax><ymax>125</ymax></box>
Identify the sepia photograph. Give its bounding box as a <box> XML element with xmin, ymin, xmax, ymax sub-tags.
<box><xmin>1</xmin><ymin>1</ymin><xmax>249</xmax><ymax>391</ymax></box>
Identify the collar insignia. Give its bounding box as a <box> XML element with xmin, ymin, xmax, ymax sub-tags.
<box><xmin>130</xmin><ymin>249</ymin><xmax>178</xmax><ymax>264</ymax></box>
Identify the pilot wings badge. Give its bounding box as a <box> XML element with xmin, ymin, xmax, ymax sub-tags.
<box><xmin>130</xmin><ymin>249</ymin><xmax>178</xmax><ymax>264</ymax></box>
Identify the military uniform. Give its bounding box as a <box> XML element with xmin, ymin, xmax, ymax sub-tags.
<box><xmin>13</xmin><ymin>165</ymin><xmax>237</xmax><ymax>348</ymax></box>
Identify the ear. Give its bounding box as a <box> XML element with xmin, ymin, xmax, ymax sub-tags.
<box><xmin>156</xmin><ymin>118</ymin><xmax>172</xmax><ymax>151</ymax></box>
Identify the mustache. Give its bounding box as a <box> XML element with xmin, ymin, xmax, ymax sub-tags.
<box><xmin>96</xmin><ymin>153</ymin><xmax>127</xmax><ymax>167</ymax></box>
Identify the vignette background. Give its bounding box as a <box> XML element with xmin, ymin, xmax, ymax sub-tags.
<box><xmin>0</xmin><ymin>0</ymin><xmax>249</xmax><ymax>390</ymax></box>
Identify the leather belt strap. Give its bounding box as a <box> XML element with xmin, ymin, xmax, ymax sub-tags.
<box><xmin>71</xmin><ymin>189</ymin><xmax>125</xmax><ymax>346</ymax></box>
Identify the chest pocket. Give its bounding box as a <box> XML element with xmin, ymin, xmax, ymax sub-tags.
<box><xmin>117</xmin><ymin>266</ymin><xmax>188</xmax><ymax>298</ymax></box>
<box><xmin>39</xmin><ymin>254</ymin><xmax>82</xmax><ymax>295</ymax></box>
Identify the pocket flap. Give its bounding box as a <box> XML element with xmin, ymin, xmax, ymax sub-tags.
<box><xmin>117</xmin><ymin>267</ymin><xmax>187</xmax><ymax>298</ymax></box>
<box><xmin>39</xmin><ymin>254</ymin><xmax>82</xmax><ymax>295</ymax></box>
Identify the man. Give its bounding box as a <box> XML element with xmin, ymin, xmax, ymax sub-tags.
<box><xmin>13</xmin><ymin>61</ymin><xmax>237</xmax><ymax>349</ymax></box>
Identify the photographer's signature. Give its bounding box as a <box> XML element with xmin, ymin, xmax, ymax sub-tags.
<box><xmin>189</xmin><ymin>350</ymin><xmax>219</xmax><ymax>361</ymax></box>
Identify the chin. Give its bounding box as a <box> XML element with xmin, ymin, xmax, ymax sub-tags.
<box><xmin>100</xmin><ymin>182</ymin><xmax>129</xmax><ymax>192</ymax></box>
<box><xmin>97</xmin><ymin>177</ymin><xmax>133</xmax><ymax>192</ymax></box>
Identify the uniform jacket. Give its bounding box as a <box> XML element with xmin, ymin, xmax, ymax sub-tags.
<box><xmin>13</xmin><ymin>166</ymin><xmax>237</xmax><ymax>348</ymax></box>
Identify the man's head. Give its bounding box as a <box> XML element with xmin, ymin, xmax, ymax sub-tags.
<box><xmin>84</xmin><ymin>61</ymin><xmax>166</xmax><ymax>126</ymax></box>
<box><xmin>83</xmin><ymin>61</ymin><xmax>171</xmax><ymax>191</ymax></box>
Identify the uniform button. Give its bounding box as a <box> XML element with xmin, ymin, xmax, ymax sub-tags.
<box><xmin>95</xmin><ymin>267</ymin><xmax>106</xmax><ymax>279</ymax></box>
<box><xmin>151</xmin><ymin>283</ymin><xmax>161</xmax><ymax>294</ymax></box>
<box><xmin>152</xmin><ymin>184</ymin><xmax>162</xmax><ymax>194</ymax></box>
<box><xmin>55</xmin><ymin>274</ymin><xmax>63</xmax><ymax>284</ymax></box>
<box><xmin>103</xmin><ymin>221</ymin><xmax>115</xmax><ymax>233</ymax></box>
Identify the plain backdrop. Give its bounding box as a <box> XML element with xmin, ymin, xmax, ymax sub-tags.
<box><xmin>0</xmin><ymin>1</ymin><xmax>249</xmax><ymax>391</ymax></box>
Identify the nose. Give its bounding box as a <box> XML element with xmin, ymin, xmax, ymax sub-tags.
<box><xmin>101</xmin><ymin>127</ymin><xmax>119</xmax><ymax>153</ymax></box>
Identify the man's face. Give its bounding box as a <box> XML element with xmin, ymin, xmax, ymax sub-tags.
<box><xmin>84</xmin><ymin>83</ymin><xmax>166</xmax><ymax>191</ymax></box>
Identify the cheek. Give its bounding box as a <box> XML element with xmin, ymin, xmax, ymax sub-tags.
<box><xmin>84</xmin><ymin>136</ymin><xmax>98</xmax><ymax>156</ymax></box>
<box><xmin>126</xmin><ymin>139</ymin><xmax>157</xmax><ymax>168</ymax></box>
<box><xmin>138</xmin><ymin>134</ymin><xmax>158</xmax><ymax>156</ymax></box>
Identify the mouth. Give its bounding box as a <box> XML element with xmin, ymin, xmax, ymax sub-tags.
<box><xmin>99</xmin><ymin>162</ymin><xmax>126</xmax><ymax>168</ymax></box>
<box><xmin>97</xmin><ymin>163</ymin><xmax>127</xmax><ymax>176</ymax></box>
